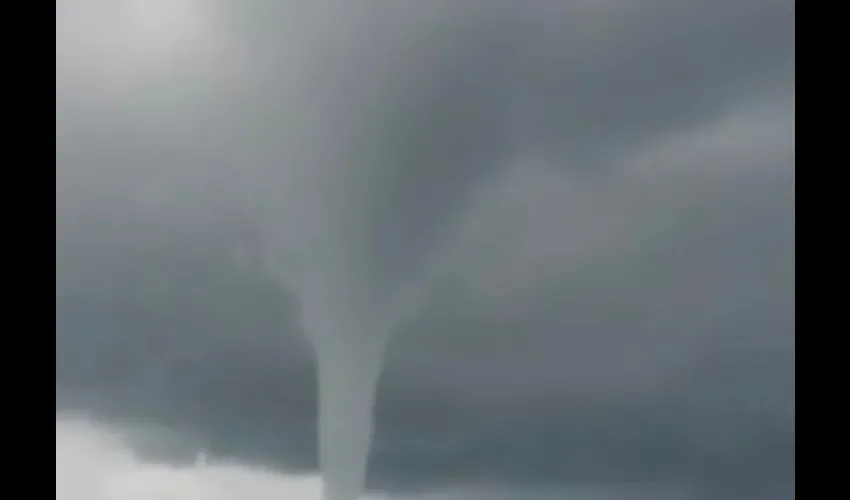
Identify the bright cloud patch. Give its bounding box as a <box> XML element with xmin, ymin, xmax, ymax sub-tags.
<box><xmin>56</xmin><ymin>418</ymin><xmax>322</xmax><ymax>500</ymax></box>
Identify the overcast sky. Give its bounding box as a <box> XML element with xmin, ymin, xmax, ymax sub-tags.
<box><xmin>56</xmin><ymin>1</ymin><xmax>795</xmax><ymax>499</ymax></box>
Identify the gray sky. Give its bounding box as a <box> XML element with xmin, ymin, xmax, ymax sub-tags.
<box><xmin>56</xmin><ymin>1</ymin><xmax>795</xmax><ymax>499</ymax></box>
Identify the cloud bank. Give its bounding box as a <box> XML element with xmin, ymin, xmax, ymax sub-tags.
<box><xmin>57</xmin><ymin>417</ymin><xmax>322</xmax><ymax>500</ymax></box>
<box><xmin>57</xmin><ymin>417</ymin><xmax>699</xmax><ymax>500</ymax></box>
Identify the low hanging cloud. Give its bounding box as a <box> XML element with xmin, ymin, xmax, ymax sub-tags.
<box><xmin>57</xmin><ymin>417</ymin><xmax>321</xmax><ymax>500</ymax></box>
<box><xmin>57</xmin><ymin>417</ymin><xmax>694</xmax><ymax>500</ymax></box>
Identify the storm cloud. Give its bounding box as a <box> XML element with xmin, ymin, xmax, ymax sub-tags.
<box><xmin>56</xmin><ymin>1</ymin><xmax>794</xmax><ymax>498</ymax></box>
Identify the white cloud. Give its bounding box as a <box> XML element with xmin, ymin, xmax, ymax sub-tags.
<box><xmin>57</xmin><ymin>417</ymin><xmax>323</xmax><ymax>500</ymax></box>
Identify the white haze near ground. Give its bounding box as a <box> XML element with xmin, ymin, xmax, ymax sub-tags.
<box><xmin>57</xmin><ymin>417</ymin><xmax>683</xmax><ymax>500</ymax></box>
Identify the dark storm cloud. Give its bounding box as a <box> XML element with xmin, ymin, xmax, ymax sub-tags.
<box><xmin>56</xmin><ymin>1</ymin><xmax>794</xmax><ymax>498</ymax></box>
<box><xmin>232</xmin><ymin>0</ymin><xmax>794</xmax><ymax>303</ymax></box>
